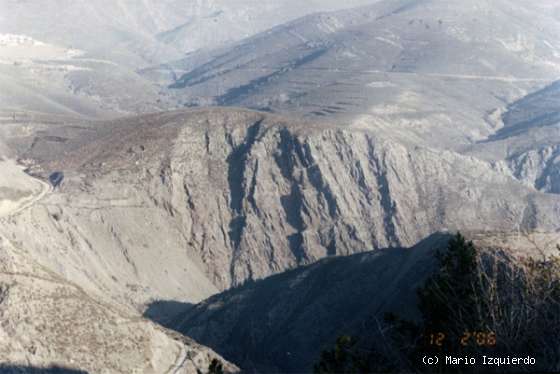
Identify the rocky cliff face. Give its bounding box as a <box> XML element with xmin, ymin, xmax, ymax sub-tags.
<box><xmin>4</xmin><ymin>108</ymin><xmax>559</xmax><ymax>304</ymax></box>
<box><xmin>507</xmin><ymin>145</ymin><xmax>560</xmax><ymax>194</ymax></box>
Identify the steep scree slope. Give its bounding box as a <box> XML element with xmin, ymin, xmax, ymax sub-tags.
<box><xmin>0</xmin><ymin>232</ymin><xmax>236</xmax><ymax>373</ymax></box>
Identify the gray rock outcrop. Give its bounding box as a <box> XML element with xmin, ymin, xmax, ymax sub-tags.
<box><xmin>3</xmin><ymin>108</ymin><xmax>559</xmax><ymax>302</ymax></box>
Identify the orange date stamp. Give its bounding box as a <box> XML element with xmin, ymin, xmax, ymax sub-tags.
<box><xmin>427</xmin><ymin>331</ymin><xmax>497</xmax><ymax>347</ymax></box>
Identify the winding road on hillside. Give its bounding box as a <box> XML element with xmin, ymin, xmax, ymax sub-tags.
<box><xmin>0</xmin><ymin>159</ymin><xmax>52</xmax><ymax>219</ymax></box>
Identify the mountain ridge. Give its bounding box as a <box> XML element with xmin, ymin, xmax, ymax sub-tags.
<box><xmin>2</xmin><ymin>108</ymin><xmax>559</xmax><ymax>301</ymax></box>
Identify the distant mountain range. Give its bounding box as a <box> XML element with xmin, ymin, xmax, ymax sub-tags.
<box><xmin>160</xmin><ymin>0</ymin><xmax>560</xmax><ymax>150</ymax></box>
<box><xmin>2</xmin><ymin>1</ymin><xmax>560</xmax><ymax>372</ymax></box>
<box><xmin>0</xmin><ymin>0</ymin><xmax>381</xmax><ymax>117</ymax></box>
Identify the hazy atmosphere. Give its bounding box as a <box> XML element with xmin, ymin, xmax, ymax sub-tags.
<box><xmin>1</xmin><ymin>1</ymin><xmax>560</xmax><ymax>373</ymax></box>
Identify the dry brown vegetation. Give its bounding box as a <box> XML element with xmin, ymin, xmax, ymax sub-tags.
<box><xmin>315</xmin><ymin>233</ymin><xmax>560</xmax><ymax>373</ymax></box>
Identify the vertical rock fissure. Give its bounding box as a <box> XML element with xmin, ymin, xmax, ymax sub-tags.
<box><xmin>227</xmin><ymin>119</ymin><xmax>263</xmax><ymax>283</ymax></box>
<box><xmin>307</xmin><ymin>164</ymin><xmax>339</xmax><ymax>220</ymax></box>
<box><xmin>247</xmin><ymin>160</ymin><xmax>260</xmax><ymax>211</ymax></box>
<box><xmin>276</xmin><ymin>129</ymin><xmax>308</xmax><ymax>262</ymax></box>
<box><xmin>367</xmin><ymin>139</ymin><xmax>400</xmax><ymax>247</ymax></box>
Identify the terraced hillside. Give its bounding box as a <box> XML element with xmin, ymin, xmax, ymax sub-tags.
<box><xmin>164</xmin><ymin>0</ymin><xmax>560</xmax><ymax>150</ymax></box>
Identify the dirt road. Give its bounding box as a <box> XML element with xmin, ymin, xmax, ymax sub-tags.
<box><xmin>0</xmin><ymin>159</ymin><xmax>52</xmax><ymax>218</ymax></box>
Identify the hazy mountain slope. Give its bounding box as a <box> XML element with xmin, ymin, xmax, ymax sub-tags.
<box><xmin>0</xmin><ymin>65</ymin><xmax>153</xmax><ymax>121</ymax></box>
<box><xmin>0</xmin><ymin>1</ymin><xmax>179</xmax><ymax>117</ymax></box>
<box><xmin>155</xmin><ymin>0</ymin><xmax>381</xmax><ymax>55</ymax></box>
<box><xmin>0</xmin><ymin>33</ymin><xmax>172</xmax><ymax>118</ymax></box>
<box><xmin>0</xmin><ymin>0</ymin><xmax>380</xmax><ymax>66</ymax></box>
<box><xmin>0</xmin><ymin>0</ymin><xmax>189</xmax><ymax>67</ymax></box>
<box><xmin>2</xmin><ymin>108</ymin><xmax>559</xmax><ymax>306</ymax></box>
<box><xmin>165</xmin><ymin>0</ymin><xmax>560</xmax><ymax>150</ymax></box>
<box><xmin>0</xmin><ymin>0</ymin><xmax>380</xmax><ymax>118</ymax></box>
<box><xmin>167</xmin><ymin>231</ymin><xmax>560</xmax><ymax>373</ymax></box>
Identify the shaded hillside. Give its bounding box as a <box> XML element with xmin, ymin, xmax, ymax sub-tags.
<box><xmin>162</xmin><ymin>231</ymin><xmax>560</xmax><ymax>373</ymax></box>
<box><xmin>165</xmin><ymin>233</ymin><xmax>446</xmax><ymax>373</ymax></box>
<box><xmin>496</xmin><ymin>80</ymin><xmax>560</xmax><ymax>141</ymax></box>
<box><xmin>0</xmin><ymin>367</ymin><xmax>86</xmax><ymax>374</ymax></box>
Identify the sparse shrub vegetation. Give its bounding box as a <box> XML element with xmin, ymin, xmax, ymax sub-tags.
<box><xmin>315</xmin><ymin>233</ymin><xmax>560</xmax><ymax>373</ymax></box>
<box><xmin>207</xmin><ymin>358</ymin><xmax>224</xmax><ymax>374</ymax></box>
<box><xmin>313</xmin><ymin>336</ymin><xmax>370</xmax><ymax>374</ymax></box>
